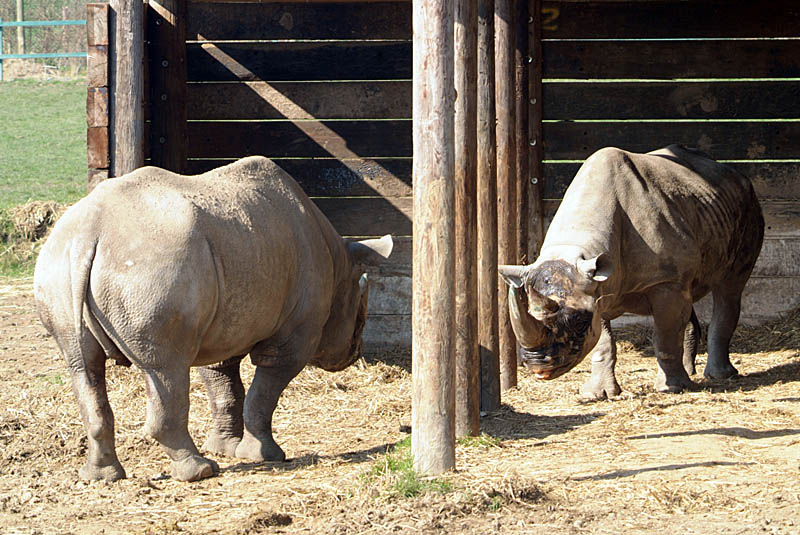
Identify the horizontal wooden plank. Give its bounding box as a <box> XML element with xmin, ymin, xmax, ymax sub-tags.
<box><xmin>543</xmin><ymin>81</ymin><xmax>800</xmax><ymax>120</ymax></box>
<box><xmin>187</xmin><ymin>2</ymin><xmax>410</xmax><ymax>40</ymax></box>
<box><xmin>187</xmin><ymin>42</ymin><xmax>412</xmax><ymax>82</ymax></box>
<box><xmin>543</xmin><ymin>161</ymin><xmax>800</xmax><ymax>201</ymax></box>
<box><xmin>187</xmin><ymin>158</ymin><xmax>412</xmax><ymax>197</ymax></box>
<box><xmin>187</xmin><ymin>120</ymin><xmax>411</xmax><ymax>159</ymax></box>
<box><xmin>542</xmin><ymin>200</ymin><xmax>800</xmax><ymax>239</ymax></box>
<box><xmin>542</xmin><ymin>121</ymin><xmax>800</xmax><ymax>160</ymax></box>
<box><xmin>313</xmin><ymin>196</ymin><xmax>412</xmax><ymax>237</ymax></box>
<box><xmin>541</xmin><ymin>0</ymin><xmax>800</xmax><ymax>39</ymax></box>
<box><xmin>187</xmin><ymin>81</ymin><xmax>411</xmax><ymax>120</ymax></box>
<box><xmin>365</xmin><ymin>275</ymin><xmax>411</xmax><ymax>315</ymax></box>
<box><xmin>752</xmin><ymin>238</ymin><xmax>800</xmax><ymax>278</ymax></box>
<box><xmin>543</xmin><ymin>39</ymin><xmax>800</xmax><ymax>79</ymax></box>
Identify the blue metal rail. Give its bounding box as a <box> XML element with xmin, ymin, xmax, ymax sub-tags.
<box><xmin>0</xmin><ymin>19</ymin><xmax>87</xmax><ymax>80</ymax></box>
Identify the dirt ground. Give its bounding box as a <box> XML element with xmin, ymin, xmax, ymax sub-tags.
<box><xmin>1</xmin><ymin>277</ymin><xmax>798</xmax><ymax>535</ymax></box>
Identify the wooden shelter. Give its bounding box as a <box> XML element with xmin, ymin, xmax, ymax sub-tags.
<box><xmin>87</xmin><ymin>0</ymin><xmax>800</xmax><ymax>473</ymax></box>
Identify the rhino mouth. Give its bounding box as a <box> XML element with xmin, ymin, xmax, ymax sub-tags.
<box><xmin>520</xmin><ymin>344</ymin><xmax>579</xmax><ymax>380</ymax></box>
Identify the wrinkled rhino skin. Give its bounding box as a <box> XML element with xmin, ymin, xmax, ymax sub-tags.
<box><xmin>500</xmin><ymin>145</ymin><xmax>764</xmax><ymax>400</ymax></box>
<box><xmin>34</xmin><ymin>156</ymin><xmax>392</xmax><ymax>482</ymax></box>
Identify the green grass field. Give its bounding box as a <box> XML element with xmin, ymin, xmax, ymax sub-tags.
<box><xmin>0</xmin><ymin>79</ymin><xmax>86</xmax><ymax>276</ymax></box>
<box><xmin>0</xmin><ymin>79</ymin><xmax>87</xmax><ymax>211</ymax></box>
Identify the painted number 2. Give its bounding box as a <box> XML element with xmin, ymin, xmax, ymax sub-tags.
<box><xmin>542</xmin><ymin>7</ymin><xmax>560</xmax><ymax>31</ymax></box>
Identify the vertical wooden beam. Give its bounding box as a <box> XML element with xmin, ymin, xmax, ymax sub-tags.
<box><xmin>16</xmin><ymin>0</ymin><xmax>24</xmax><ymax>55</ymax></box>
<box><xmin>87</xmin><ymin>3</ymin><xmax>110</xmax><ymax>191</ymax></box>
<box><xmin>527</xmin><ymin>0</ymin><xmax>545</xmax><ymax>257</ymax></box>
<box><xmin>495</xmin><ymin>0</ymin><xmax>518</xmax><ymax>392</ymax></box>
<box><xmin>477</xmin><ymin>0</ymin><xmax>500</xmax><ymax>413</ymax></box>
<box><xmin>109</xmin><ymin>0</ymin><xmax>145</xmax><ymax>176</ymax></box>
<box><xmin>454</xmin><ymin>0</ymin><xmax>480</xmax><ymax>438</ymax></box>
<box><xmin>147</xmin><ymin>0</ymin><xmax>188</xmax><ymax>173</ymax></box>
<box><xmin>515</xmin><ymin>0</ymin><xmax>530</xmax><ymax>264</ymax></box>
<box><xmin>412</xmin><ymin>0</ymin><xmax>456</xmax><ymax>475</ymax></box>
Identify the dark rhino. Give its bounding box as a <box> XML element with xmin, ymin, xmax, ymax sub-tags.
<box><xmin>499</xmin><ymin>145</ymin><xmax>764</xmax><ymax>400</ymax></box>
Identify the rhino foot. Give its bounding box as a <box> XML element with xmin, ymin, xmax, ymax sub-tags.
<box><xmin>579</xmin><ymin>376</ymin><xmax>622</xmax><ymax>402</ymax></box>
<box><xmin>203</xmin><ymin>433</ymin><xmax>242</xmax><ymax>458</ymax></box>
<box><xmin>79</xmin><ymin>461</ymin><xmax>126</xmax><ymax>482</ymax></box>
<box><xmin>235</xmin><ymin>435</ymin><xmax>286</xmax><ymax>463</ymax></box>
<box><xmin>654</xmin><ymin>372</ymin><xmax>695</xmax><ymax>394</ymax></box>
<box><xmin>171</xmin><ymin>455</ymin><xmax>219</xmax><ymax>482</ymax></box>
<box><xmin>703</xmin><ymin>363</ymin><xmax>739</xmax><ymax>380</ymax></box>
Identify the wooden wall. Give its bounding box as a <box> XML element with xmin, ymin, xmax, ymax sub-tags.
<box><xmin>91</xmin><ymin>0</ymin><xmax>800</xmax><ymax>350</ymax></box>
<box><xmin>538</xmin><ymin>0</ymin><xmax>800</xmax><ymax>323</ymax></box>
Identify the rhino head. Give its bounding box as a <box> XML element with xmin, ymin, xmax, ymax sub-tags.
<box><xmin>499</xmin><ymin>254</ymin><xmax>612</xmax><ymax>380</ymax></box>
<box><xmin>312</xmin><ymin>234</ymin><xmax>393</xmax><ymax>372</ymax></box>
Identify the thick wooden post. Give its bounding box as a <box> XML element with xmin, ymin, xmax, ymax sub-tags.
<box><xmin>87</xmin><ymin>3</ymin><xmax>110</xmax><ymax>190</ymax></box>
<box><xmin>515</xmin><ymin>0</ymin><xmax>530</xmax><ymax>264</ymax></box>
<box><xmin>454</xmin><ymin>0</ymin><xmax>480</xmax><ymax>438</ymax></box>
<box><xmin>527</xmin><ymin>0</ymin><xmax>545</xmax><ymax>257</ymax></box>
<box><xmin>16</xmin><ymin>0</ymin><xmax>24</xmax><ymax>55</ymax></box>
<box><xmin>477</xmin><ymin>0</ymin><xmax>500</xmax><ymax>412</ymax></box>
<box><xmin>109</xmin><ymin>0</ymin><xmax>145</xmax><ymax>176</ymax></box>
<box><xmin>412</xmin><ymin>0</ymin><xmax>456</xmax><ymax>475</ymax></box>
<box><xmin>495</xmin><ymin>0</ymin><xmax>518</xmax><ymax>392</ymax></box>
<box><xmin>147</xmin><ymin>0</ymin><xmax>188</xmax><ymax>173</ymax></box>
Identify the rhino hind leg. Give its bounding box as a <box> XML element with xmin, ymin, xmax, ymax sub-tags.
<box><xmin>142</xmin><ymin>365</ymin><xmax>219</xmax><ymax>482</ymax></box>
<box><xmin>649</xmin><ymin>287</ymin><xmax>695</xmax><ymax>393</ymax></box>
<box><xmin>682</xmin><ymin>308</ymin><xmax>701</xmax><ymax>376</ymax></box>
<box><xmin>704</xmin><ymin>288</ymin><xmax>742</xmax><ymax>380</ymax></box>
<box><xmin>580</xmin><ymin>319</ymin><xmax>622</xmax><ymax>401</ymax></box>
<box><xmin>198</xmin><ymin>355</ymin><xmax>246</xmax><ymax>457</ymax></box>
<box><xmin>68</xmin><ymin>336</ymin><xmax>126</xmax><ymax>481</ymax></box>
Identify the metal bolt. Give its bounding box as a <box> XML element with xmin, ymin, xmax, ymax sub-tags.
<box><xmin>530</xmin><ymin>177</ymin><xmax>538</xmax><ymax>185</ymax></box>
<box><xmin>161</xmin><ymin>60</ymin><xmax>169</xmax><ymax>68</ymax></box>
<box><xmin>159</xmin><ymin>137</ymin><xmax>166</xmax><ymax>144</ymax></box>
<box><xmin>528</xmin><ymin>16</ymin><xmax>534</xmax><ymax>24</ymax></box>
<box><xmin>527</xmin><ymin>56</ymin><xmax>533</xmax><ymax>63</ymax></box>
<box><xmin>529</xmin><ymin>139</ymin><xmax>537</xmax><ymax>146</ymax></box>
<box><xmin>530</xmin><ymin>98</ymin><xmax>537</xmax><ymax>105</ymax></box>
<box><xmin>161</xmin><ymin>93</ymin><xmax>167</xmax><ymax>101</ymax></box>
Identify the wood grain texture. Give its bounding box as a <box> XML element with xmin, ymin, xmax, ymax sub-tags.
<box><xmin>527</xmin><ymin>0</ymin><xmax>545</xmax><ymax>259</ymax></box>
<box><xmin>542</xmin><ymin>121</ymin><xmax>800</xmax><ymax>161</ymax></box>
<box><xmin>187</xmin><ymin>42</ymin><xmax>412</xmax><ymax>82</ymax></box>
<box><xmin>514</xmin><ymin>0</ymin><xmax>530</xmax><ymax>263</ymax></box>
<box><xmin>454</xmin><ymin>0</ymin><xmax>480</xmax><ymax>437</ymax></box>
<box><xmin>543</xmin><ymin>81</ymin><xmax>800</xmax><ymax>121</ymax></box>
<box><xmin>312</xmin><ymin>197</ymin><xmax>411</xmax><ymax>237</ymax></box>
<box><xmin>540</xmin><ymin>0</ymin><xmax>800</xmax><ymax>39</ymax></box>
<box><xmin>187</xmin><ymin>1</ymin><xmax>411</xmax><ymax>40</ymax></box>
<box><xmin>109</xmin><ymin>0</ymin><xmax>145</xmax><ymax>176</ymax></box>
<box><xmin>477</xmin><ymin>0</ymin><xmax>500</xmax><ymax>412</ymax></box>
<box><xmin>543</xmin><ymin>39</ymin><xmax>800</xmax><ymax>79</ymax></box>
<box><xmin>411</xmin><ymin>0</ymin><xmax>456</xmax><ymax>475</ymax></box>
<box><xmin>542</xmin><ymin>161</ymin><xmax>800</xmax><ymax>201</ymax></box>
<box><xmin>187</xmin><ymin>120</ymin><xmax>412</xmax><ymax>159</ymax></box>
<box><xmin>494</xmin><ymin>0</ymin><xmax>517</xmax><ymax>392</ymax></box>
<box><xmin>187</xmin><ymin>81</ymin><xmax>411</xmax><ymax>120</ymax></box>
<box><xmin>147</xmin><ymin>0</ymin><xmax>188</xmax><ymax>173</ymax></box>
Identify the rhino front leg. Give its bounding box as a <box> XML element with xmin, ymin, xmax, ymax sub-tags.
<box><xmin>235</xmin><ymin>362</ymin><xmax>305</xmax><ymax>462</ymax></box>
<box><xmin>142</xmin><ymin>365</ymin><xmax>219</xmax><ymax>481</ymax></box>
<box><xmin>198</xmin><ymin>355</ymin><xmax>245</xmax><ymax>458</ymax></box>
<box><xmin>580</xmin><ymin>319</ymin><xmax>621</xmax><ymax>401</ymax></box>
<box><xmin>649</xmin><ymin>287</ymin><xmax>695</xmax><ymax>393</ymax></box>
<box><xmin>704</xmin><ymin>288</ymin><xmax>742</xmax><ymax>380</ymax></box>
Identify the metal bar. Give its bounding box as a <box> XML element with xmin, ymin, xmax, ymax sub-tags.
<box><xmin>0</xmin><ymin>20</ymin><xmax>86</xmax><ymax>27</ymax></box>
<box><xmin>0</xmin><ymin>52</ymin><xmax>87</xmax><ymax>60</ymax></box>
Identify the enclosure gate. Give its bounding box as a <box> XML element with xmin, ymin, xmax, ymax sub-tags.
<box><xmin>87</xmin><ymin>0</ymin><xmax>800</xmax><ymax>349</ymax></box>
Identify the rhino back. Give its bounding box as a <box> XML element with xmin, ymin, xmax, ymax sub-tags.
<box><xmin>542</xmin><ymin>146</ymin><xmax>763</xmax><ymax>298</ymax></box>
<box><xmin>48</xmin><ymin>157</ymin><xmax>339</xmax><ymax>366</ymax></box>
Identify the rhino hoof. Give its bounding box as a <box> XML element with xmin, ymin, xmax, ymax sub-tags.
<box><xmin>171</xmin><ymin>455</ymin><xmax>219</xmax><ymax>482</ymax></box>
<box><xmin>79</xmin><ymin>462</ymin><xmax>126</xmax><ymax>482</ymax></box>
<box><xmin>203</xmin><ymin>434</ymin><xmax>242</xmax><ymax>458</ymax></box>
<box><xmin>580</xmin><ymin>378</ymin><xmax>622</xmax><ymax>402</ymax></box>
<box><xmin>235</xmin><ymin>436</ymin><xmax>286</xmax><ymax>463</ymax></box>
<box><xmin>703</xmin><ymin>364</ymin><xmax>739</xmax><ymax>380</ymax></box>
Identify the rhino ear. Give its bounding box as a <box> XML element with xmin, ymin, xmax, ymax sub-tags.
<box><xmin>347</xmin><ymin>234</ymin><xmax>393</xmax><ymax>267</ymax></box>
<box><xmin>498</xmin><ymin>265</ymin><xmax>528</xmax><ymax>289</ymax></box>
<box><xmin>577</xmin><ymin>253</ymin><xmax>613</xmax><ymax>282</ymax></box>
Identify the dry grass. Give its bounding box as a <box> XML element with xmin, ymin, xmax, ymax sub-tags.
<box><xmin>1</xmin><ymin>279</ymin><xmax>799</xmax><ymax>534</ymax></box>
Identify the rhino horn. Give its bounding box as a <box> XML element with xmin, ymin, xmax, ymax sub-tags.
<box><xmin>508</xmin><ymin>285</ymin><xmax>555</xmax><ymax>349</ymax></box>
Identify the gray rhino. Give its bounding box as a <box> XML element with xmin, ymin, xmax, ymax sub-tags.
<box><xmin>499</xmin><ymin>145</ymin><xmax>763</xmax><ymax>400</ymax></box>
<box><xmin>34</xmin><ymin>156</ymin><xmax>392</xmax><ymax>482</ymax></box>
